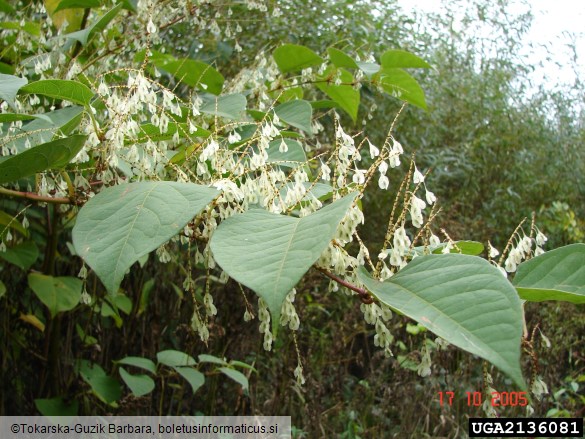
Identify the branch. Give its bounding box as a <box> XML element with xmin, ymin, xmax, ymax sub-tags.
<box><xmin>315</xmin><ymin>266</ymin><xmax>374</xmax><ymax>304</ymax></box>
<box><xmin>0</xmin><ymin>186</ymin><xmax>76</xmax><ymax>205</ymax></box>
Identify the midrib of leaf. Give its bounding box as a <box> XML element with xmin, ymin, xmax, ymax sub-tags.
<box><xmin>273</xmin><ymin>220</ymin><xmax>301</xmax><ymax>296</ymax></box>
<box><xmin>113</xmin><ymin>183</ymin><xmax>159</xmax><ymax>290</ymax></box>
<box><xmin>365</xmin><ymin>266</ymin><xmax>513</xmax><ymax>364</ymax></box>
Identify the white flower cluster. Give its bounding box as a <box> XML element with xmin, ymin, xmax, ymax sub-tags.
<box><xmin>417</xmin><ymin>344</ymin><xmax>432</xmax><ymax>377</ymax></box>
<box><xmin>258</xmin><ymin>298</ymin><xmax>273</xmax><ymax>351</ymax></box>
<box><xmin>279</xmin><ymin>289</ymin><xmax>300</xmax><ymax>330</ymax></box>
<box><xmin>504</xmin><ymin>230</ymin><xmax>547</xmax><ymax>273</ymax></box>
<box><xmin>378</xmin><ymin>226</ymin><xmax>412</xmax><ymax>276</ymax></box>
<box><xmin>361</xmin><ymin>303</ymin><xmax>394</xmax><ymax>357</ymax></box>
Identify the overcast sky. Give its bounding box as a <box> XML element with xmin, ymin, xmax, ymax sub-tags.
<box><xmin>397</xmin><ymin>0</ymin><xmax>585</xmax><ymax>88</ymax></box>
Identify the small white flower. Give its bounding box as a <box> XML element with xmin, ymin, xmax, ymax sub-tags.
<box><xmin>279</xmin><ymin>139</ymin><xmax>288</xmax><ymax>153</ymax></box>
<box><xmin>536</xmin><ymin>231</ymin><xmax>547</xmax><ymax>246</ymax></box>
<box><xmin>425</xmin><ymin>189</ymin><xmax>436</xmax><ymax>205</ymax></box>
<box><xmin>368</xmin><ymin>140</ymin><xmax>379</xmax><ymax>158</ymax></box>
<box><xmin>413</xmin><ymin>167</ymin><xmax>425</xmax><ymax>184</ymax></box>
<box><xmin>146</xmin><ymin>19</ymin><xmax>157</xmax><ymax>34</ymax></box>
<box><xmin>378</xmin><ymin>175</ymin><xmax>389</xmax><ymax>190</ymax></box>
<box><xmin>488</xmin><ymin>241</ymin><xmax>500</xmax><ymax>258</ymax></box>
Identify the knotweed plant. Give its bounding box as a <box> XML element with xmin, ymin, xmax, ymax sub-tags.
<box><xmin>1</xmin><ymin>0</ymin><xmax>582</xmax><ymax>418</ymax></box>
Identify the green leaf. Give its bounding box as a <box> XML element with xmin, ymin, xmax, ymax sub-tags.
<box><xmin>0</xmin><ymin>280</ymin><xmax>6</xmax><ymax>299</ymax></box>
<box><xmin>316</xmin><ymin>68</ymin><xmax>359</xmax><ymax>122</ymax></box>
<box><xmin>28</xmin><ymin>274</ymin><xmax>82</xmax><ymax>317</ymax></box>
<box><xmin>55</xmin><ymin>0</ymin><xmax>101</xmax><ymax>12</ymax></box>
<box><xmin>356</xmin><ymin>62</ymin><xmax>380</xmax><ymax>76</ymax></box>
<box><xmin>200</xmin><ymin>93</ymin><xmax>247</xmax><ymax>119</ymax></box>
<box><xmin>78</xmin><ymin>360</ymin><xmax>121</xmax><ymax>404</ymax></box>
<box><xmin>175</xmin><ymin>367</ymin><xmax>205</xmax><ymax>393</ymax></box>
<box><xmin>117</xmin><ymin>356</ymin><xmax>156</xmax><ymax>374</ymax></box>
<box><xmin>513</xmin><ymin>243</ymin><xmax>585</xmax><ymax>304</ymax></box>
<box><xmin>197</xmin><ymin>354</ymin><xmax>227</xmax><ymax>366</ymax></box>
<box><xmin>327</xmin><ymin>48</ymin><xmax>358</xmax><ymax>69</ymax></box>
<box><xmin>136</xmin><ymin>122</ymin><xmax>209</xmax><ymax>144</ymax></box>
<box><xmin>0</xmin><ymin>1</ymin><xmax>15</xmax><ymax>13</ymax></box>
<box><xmin>0</xmin><ymin>241</ymin><xmax>39</xmax><ymax>270</ymax></box>
<box><xmin>377</xmin><ymin>68</ymin><xmax>427</xmax><ymax>110</ymax></box>
<box><xmin>2</xmin><ymin>106</ymin><xmax>84</xmax><ymax>154</ymax></box>
<box><xmin>0</xmin><ymin>135</ymin><xmax>87</xmax><ymax>184</ymax></box>
<box><xmin>274</xmin><ymin>100</ymin><xmax>313</xmax><ymax>135</ymax></box>
<box><xmin>149</xmin><ymin>52</ymin><xmax>224</xmax><ymax>95</ymax></box>
<box><xmin>72</xmin><ymin>182</ymin><xmax>218</xmax><ymax>294</ymax></box>
<box><xmin>0</xmin><ymin>74</ymin><xmax>28</xmax><ymax>107</ymax></box>
<box><xmin>210</xmin><ymin>193</ymin><xmax>358</xmax><ymax>330</ymax></box>
<box><xmin>157</xmin><ymin>350</ymin><xmax>197</xmax><ymax>367</ymax></box>
<box><xmin>20</xmin><ymin>80</ymin><xmax>94</xmax><ymax>106</ymax></box>
<box><xmin>273</xmin><ymin>44</ymin><xmax>324</xmax><ymax>73</ymax></box>
<box><xmin>381</xmin><ymin>49</ymin><xmax>432</xmax><ymax>69</ymax></box>
<box><xmin>63</xmin><ymin>3</ymin><xmax>122</xmax><ymax>45</ymax></box>
<box><xmin>0</xmin><ymin>211</ymin><xmax>28</xmax><ymax>237</ymax></box>
<box><xmin>0</xmin><ymin>113</ymin><xmax>39</xmax><ymax>123</ymax></box>
<box><xmin>279</xmin><ymin>182</ymin><xmax>333</xmax><ymax>204</ymax></box>
<box><xmin>34</xmin><ymin>397</ymin><xmax>78</xmax><ymax>416</ymax></box>
<box><xmin>218</xmin><ymin>367</ymin><xmax>248</xmax><ymax>391</ymax></box>
<box><xmin>410</xmin><ymin>241</ymin><xmax>485</xmax><ymax>257</ymax></box>
<box><xmin>266</xmin><ymin>139</ymin><xmax>306</xmax><ymax>167</ymax></box>
<box><xmin>357</xmin><ymin>255</ymin><xmax>525</xmax><ymax>390</ymax></box>
<box><xmin>119</xmin><ymin>367</ymin><xmax>155</xmax><ymax>397</ymax></box>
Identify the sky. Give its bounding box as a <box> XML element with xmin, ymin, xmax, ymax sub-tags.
<box><xmin>397</xmin><ymin>0</ymin><xmax>585</xmax><ymax>89</ymax></box>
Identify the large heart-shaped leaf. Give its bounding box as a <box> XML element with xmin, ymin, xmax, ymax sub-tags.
<box><xmin>513</xmin><ymin>243</ymin><xmax>585</xmax><ymax>304</ymax></box>
<box><xmin>72</xmin><ymin>182</ymin><xmax>218</xmax><ymax>294</ymax></box>
<box><xmin>20</xmin><ymin>79</ymin><xmax>94</xmax><ymax>106</ymax></box>
<box><xmin>210</xmin><ymin>193</ymin><xmax>357</xmax><ymax>329</ymax></box>
<box><xmin>28</xmin><ymin>274</ymin><xmax>82</xmax><ymax>317</ymax></box>
<box><xmin>357</xmin><ymin>254</ymin><xmax>525</xmax><ymax>389</ymax></box>
<box><xmin>0</xmin><ymin>135</ymin><xmax>87</xmax><ymax>184</ymax></box>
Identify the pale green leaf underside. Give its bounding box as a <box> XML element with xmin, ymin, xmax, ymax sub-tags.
<box><xmin>200</xmin><ymin>93</ymin><xmax>247</xmax><ymax>119</ymax></box>
<box><xmin>357</xmin><ymin>255</ymin><xmax>525</xmax><ymax>389</ymax></box>
<box><xmin>210</xmin><ymin>193</ymin><xmax>358</xmax><ymax>330</ymax></box>
<box><xmin>274</xmin><ymin>99</ymin><xmax>313</xmax><ymax>135</ymax></box>
<box><xmin>2</xmin><ymin>106</ymin><xmax>84</xmax><ymax>154</ymax></box>
<box><xmin>513</xmin><ymin>243</ymin><xmax>585</xmax><ymax>304</ymax></box>
<box><xmin>72</xmin><ymin>182</ymin><xmax>218</xmax><ymax>294</ymax></box>
<box><xmin>0</xmin><ymin>73</ymin><xmax>27</xmax><ymax>107</ymax></box>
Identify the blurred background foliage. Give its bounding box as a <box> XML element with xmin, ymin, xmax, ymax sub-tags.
<box><xmin>1</xmin><ymin>0</ymin><xmax>583</xmax><ymax>437</ymax></box>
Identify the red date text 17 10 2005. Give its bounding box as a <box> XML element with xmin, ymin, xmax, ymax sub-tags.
<box><xmin>437</xmin><ymin>391</ymin><xmax>528</xmax><ymax>407</ymax></box>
